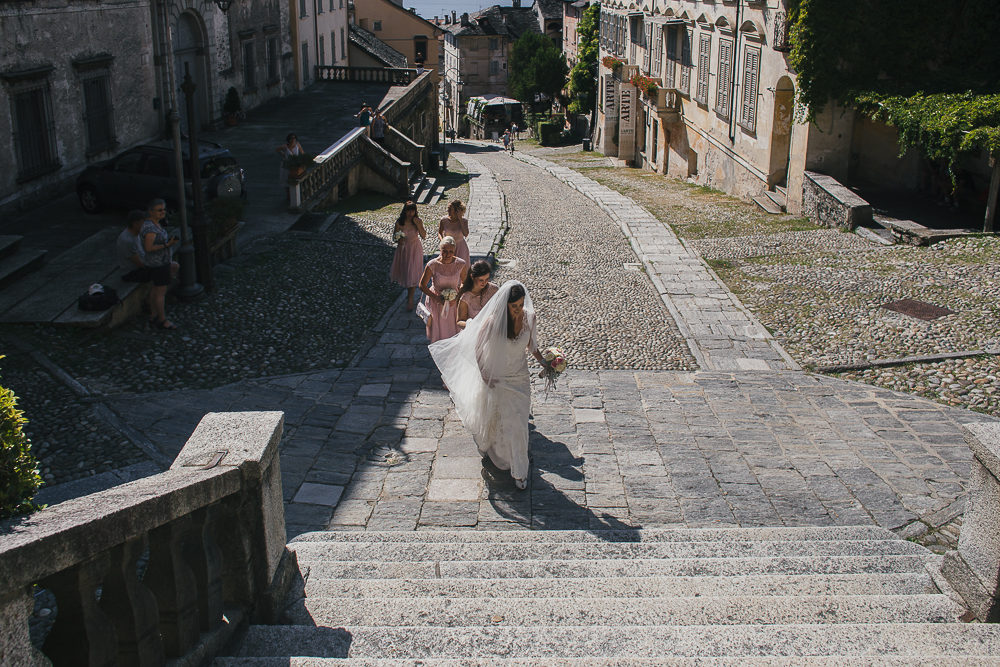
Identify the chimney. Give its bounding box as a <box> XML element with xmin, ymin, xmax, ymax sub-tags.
<box><xmin>452</xmin><ymin>11</ymin><xmax>457</xmax><ymax>23</ymax></box>
<box><xmin>512</xmin><ymin>0</ymin><xmax>520</xmax><ymax>7</ymax></box>
<box><xmin>461</xmin><ymin>12</ymin><xmax>469</xmax><ymax>26</ymax></box>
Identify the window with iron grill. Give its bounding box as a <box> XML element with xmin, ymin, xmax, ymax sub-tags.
<box><xmin>10</xmin><ymin>79</ymin><xmax>60</xmax><ymax>181</ymax></box>
<box><xmin>739</xmin><ymin>45</ymin><xmax>760</xmax><ymax>132</ymax></box>
<box><xmin>773</xmin><ymin>11</ymin><xmax>791</xmax><ymax>52</ymax></box>
<box><xmin>695</xmin><ymin>34</ymin><xmax>710</xmax><ymax>104</ymax></box>
<box><xmin>715</xmin><ymin>38</ymin><xmax>732</xmax><ymax>116</ymax></box>
<box><xmin>679</xmin><ymin>28</ymin><xmax>692</xmax><ymax>95</ymax></box>
<box><xmin>80</xmin><ymin>70</ymin><xmax>116</xmax><ymax>153</ymax></box>
<box><xmin>242</xmin><ymin>40</ymin><xmax>256</xmax><ymax>89</ymax></box>
<box><xmin>267</xmin><ymin>37</ymin><xmax>280</xmax><ymax>80</ymax></box>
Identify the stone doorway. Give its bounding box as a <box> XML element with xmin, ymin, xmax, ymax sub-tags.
<box><xmin>767</xmin><ymin>76</ymin><xmax>795</xmax><ymax>188</ymax></box>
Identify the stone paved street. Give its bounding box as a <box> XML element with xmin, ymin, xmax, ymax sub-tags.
<box><xmin>100</xmin><ymin>144</ymin><xmax>996</xmax><ymax>546</ymax></box>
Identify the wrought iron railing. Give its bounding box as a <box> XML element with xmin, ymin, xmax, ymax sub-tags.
<box><xmin>315</xmin><ymin>66</ymin><xmax>417</xmax><ymax>85</ymax></box>
<box><xmin>773</xmin><ymin>12</ymin><xmax>792</xmax><ymax>52</ymax></box>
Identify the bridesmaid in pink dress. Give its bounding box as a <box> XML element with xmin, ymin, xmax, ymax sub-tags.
<box><xmin>457</xmin><ymin>259</ymin><xmax>499</xmax><ymax>330</ymax></box>
<box><xmin>438</xmin><ymin>200</ymin><xmax>470</xmax><ymax>266</ymax></box>
<box><xmin>390</xmin><ymin>201</ymin><xmax>427</xmax><ymax>310</ymax></box>
<box><xmin>418</xmin><ymin>236</ymin><xmax>468</xmax><ymax>343</ymax></box>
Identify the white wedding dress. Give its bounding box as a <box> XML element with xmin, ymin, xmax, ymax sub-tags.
<box><xmin>428</xmin><ymin>281</ymin><xmax>538</xmax><ymax>483</ymax></box>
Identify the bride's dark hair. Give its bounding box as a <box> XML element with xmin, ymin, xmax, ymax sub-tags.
<box><xmin>460</xmin><ymin>259</ymin><xmax>492</xmax><ymax>295</ymax></box>
<box><xmin>505</xmin><ymin>283</ymin><xmax>526</xmax><ymax>339</ymax></box>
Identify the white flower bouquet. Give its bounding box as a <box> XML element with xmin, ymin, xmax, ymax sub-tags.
<box><xmin>440</xmin><ymin>288</ymin><xmax>459</xmax><ymax>316</ymax></box>
<box><xmin>392</xmin><ymin>230</ymin><xmax>406</xmax><ymax>243</ymax></box>
<box><xmin>540</xmin><ymin>346</ymin><xmax>567</xmax><ymax>394</ymax></box>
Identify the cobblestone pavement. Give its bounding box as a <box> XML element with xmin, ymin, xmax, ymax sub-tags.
<box><xmin>474</xmin><ymin>149</ymin><xmax>695</xmax><ymax>371</ymax></box>
<box><xmin>520</xmin><ymin>146</ymin><xmax>999</xmax><ymax>419</ymax></box>
<box><xmin>512</xmin><ymin>150</ymin><xmax>798</xmax><ymax>373</ymax></box>
<box><xmin>97</xmin><ymin>144</ymin><xmax>995</xmax><ymax>554</ymax></box>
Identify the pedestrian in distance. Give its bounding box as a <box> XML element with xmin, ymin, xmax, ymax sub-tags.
<box><xmin>356</xmin><ymin>103</ymin><xmax>372</xmax><ymax>135</ymax></box>
<box><xmin>429</xmin><ymin>280</ymin><xmax>547</xmax><ymax>489</ymax></box>
<box><xmin>390</xmin><ymin>200</ymin><xmax>427</xmax><ymax>311</ymax></box>
<box><xmin>141</xmin><ymin>200</ymin><xmax>180</xmax><ymax>330</ymax></box>
<box><xmin>371</xmin><ymin>110</ymin><xmax>388</xmax><ymax>147</ymax></box>
<box><xmin>502</xmin><ymin>129</ymin><xmax>511</xmax><ymax>153</ymax></box>
<box><xmin>417</xmin><ymin>236</ymin><xmax>468</xmax><ymax>344</ymax></box>
<box><xmin>438</xmin><ymin>199</ymin><xmax>470</xmax><ymax>266</ymax></box>
<box><xmin>457</xmin><ymin>259</ymin><xmax>499</xmax><ymax>330</ymax></box>
<box><xmin>276</xmin><ymin>133</ymin><xmax>304</xmax><ymax>201</ymax></box>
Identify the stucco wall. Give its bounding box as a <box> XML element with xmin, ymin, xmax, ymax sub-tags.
<box><xmin>353</xmin><ymin>0</ymin><xmax>441</xmax><ymax>81</ymax></box>
<box><xmin>0</xmin><ymin>0</ymin><xmax>160</xmax><ymax>214</ymax></box>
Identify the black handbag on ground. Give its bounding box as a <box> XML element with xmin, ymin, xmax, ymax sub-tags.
<box><xmin>78</xmin><ymin>286</ymin><xmax>119</xmax><ymax>311</ymax></box>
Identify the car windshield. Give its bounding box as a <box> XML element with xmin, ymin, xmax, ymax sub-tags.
<box><xmin>182</xmin><ymin>155</ymin><xmax>239</xmax><ymax>179</ymax></box>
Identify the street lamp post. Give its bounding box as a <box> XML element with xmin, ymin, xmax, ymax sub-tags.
<box><xmin>159</xmin><ymin>0</ymin><xmax>203</xmax><ymax>300</ymax></box>
<box><xmin>441</xmin><ymin>67</ymin><xmax>464</xmax><ymax>143</ymax></box>
<box><xmin>181</xmin><ymin>64</ymin><xmax>214</xmax><ymax>293</ymax></box>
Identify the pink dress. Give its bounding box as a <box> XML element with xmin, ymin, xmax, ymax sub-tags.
<box><xmin>460</xmin><ymin>282</ymin><xmax>499</xmax><ymax>321</ymax></box>
<box><xmin>439</xmin><ymin>216</ymin><xmax>471</xmax><ymax>266</ymax></box>
<box><xmin>420</xmin><ymin>256</ymin><xmax>467</xmax><ymax>343</ymax></box>
<box><xmin>390</xmin><ymin>221</ymin><xmax>424</xmax><ymax>288</ymax></box>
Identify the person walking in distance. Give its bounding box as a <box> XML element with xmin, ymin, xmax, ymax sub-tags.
<box><xmin>276</xmin><ymin>133</ymin><xmax>304</xmax><ymax>201</ymax></box>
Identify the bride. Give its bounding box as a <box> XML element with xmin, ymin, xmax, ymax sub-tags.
<box><xmin>429</xmin><ymin>280</ymin><xmax>546</xmax><ymax>489</ymax></box>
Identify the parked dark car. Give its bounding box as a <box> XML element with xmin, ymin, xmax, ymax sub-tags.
<box><xmin>76</xmin><ymin>140</ymin><xmax>245</xmax><ymax>214</ymax></box>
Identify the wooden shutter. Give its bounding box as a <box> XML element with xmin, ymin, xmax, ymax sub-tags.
<box><xmin>696</xmin><ymin>34</ymin><xmax>710</xmax><ymax>103</ymax></box>
<box><xmin>716</xmin><ymin>39</ymin><xmax>732</xmax><ymax>116</ymax></box>
<box><xmin>680</xmin><ymin>28</ymin><xmax>692</xmax><ymax>94</ymax></box>
<box><xmin>654</xmin><ymin>26</ymin><xmax>663</xmax><ymax>79</ymax></box>
<box><xmin>643</xmin><ymin>21</ymin><xmax>652</xmax><ymax>74</ymax></box>
<box><xmin>740</xmin><ymin>46</ymin><xmax>760</xmax><ymax>132</ymax></box>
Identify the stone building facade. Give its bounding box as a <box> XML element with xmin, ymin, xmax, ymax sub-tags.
<box><xmin>291</xmin><ymin>0</ymin><xmax>350</xmax><ymax>89</ymax></box>
<box><xmin>351</xmin><ymin>0</ymin><xmax>442</xmax><ymax>80</ymax></box>
<box><xmin>594</xmin><ymin>0</ymin><xmax>936</xmax><ymax>216</ymax></box>
<box><xmin>0</xmin><ymin>0</ymin><xmax>160</xmax><ymax>215</ymax></box>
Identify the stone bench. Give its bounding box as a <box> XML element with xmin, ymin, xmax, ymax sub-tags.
<box><xmin>52</xmin><ymin>271</ymin><xmax>150</xmax><ymax>328</ymax></box>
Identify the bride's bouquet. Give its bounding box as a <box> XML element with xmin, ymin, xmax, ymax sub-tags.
<box><xmin>392</xmin><ymin>230</ymin><xmax>406</xmax><ymax>243</ymax></box>
<box><xmin>540</xmin><ymin>346</ymin><xmax>567</xmax><ymax>395</ymax></box>
<box><xmin>440</xmin><ymin>288</ymin><xmax>459</xmax><ymax>316</ymax></box>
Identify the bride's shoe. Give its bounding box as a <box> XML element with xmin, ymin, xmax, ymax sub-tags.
<box><xmin>514</xmin><ymin>477</ymin><xmax>527</xmax><ymax>490</ymax></box>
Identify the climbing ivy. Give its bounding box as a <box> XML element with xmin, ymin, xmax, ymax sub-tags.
<box><xmin>787</xmin><ymin>0</ymin><xmax>1000</xmax><ymax>163</ymax></box>
<box><xmin>568</xmin><ymin>3</ymin><xmax>600</xmax><ymax>116</ymax></box>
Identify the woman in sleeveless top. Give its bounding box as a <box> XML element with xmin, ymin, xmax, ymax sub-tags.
<box><xmin>275</xmin><ymin>133</ymin><xmax>304</xmax><ymax>201</ymax></box>
<box><xmin>438</xmin><ymin>199</ymin><xmax>470</xmax><ymax>266</ymax></box>
<box><xmin>457</xmin><ymin>259</ymin><xmax>499</xmax><ymax>330</ymax></box>
<box><xmin>417</xmin><ymin>236</ymin><xmax>468</xmax><ymax>343</ymax></box>
<box><xmin>390</xmin><ymin>201</ymin><xmax>427</xmax><ymax>310</ymax></box>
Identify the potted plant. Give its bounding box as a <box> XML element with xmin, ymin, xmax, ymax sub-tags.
<box><xmin>630</xmin><ymin>73</ymin><xmax>659</xmax><ymax>98</ymax></box>
<box><xmin>282</xmin><ymin>153</ymin><xmax>315</xmax><ymax>179</ymax></box>
<box><xmin>205</xmin><ymin>197</ymin><xmax>247</xmax><ymax>264</ymax></box>
<box><xmin>223</xmin><ymin>87</ymin><xmax>245</xmax><ymax>126</ymax></box>
<box><xmin>602</xmin><ymin>56</ymin><xmax>624</xmax><ymax>71</ymax></box>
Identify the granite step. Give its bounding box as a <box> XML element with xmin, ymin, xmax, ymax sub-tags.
<box><xmin>764</xmin><ymin>189</ymin><xmax>787</xmax><ymax>212</ymax></box>
<box><xmin>289</xmin><ymin>538</ymin><xmax>927</xmax><ymax>563</ymax></box>
<box><xmin>285</xmin><ymin>594</ymin><xmax>964</xmax><ymax>627</ymax></box>
<box><xmin>416</xmin><ymin>176</ymin><xmax>438</xmax><ymax>204</ymax></box>
<box><xmin>0</xmin><ymin>235</ymin><xmax>22</xmax><ymax>261</ymax></box>
<box><xmin>0</xmin><ymin>248</ymin><xmax>47</xmax><ymax>291</ymax></box>
<box><xmin>215</xmin><ymin>657</ymin><xmax>1000</xmax><ymax>667</ymax></box>
<box><xmin>297</xmin><ymin>555</ymin><xmax>932</xmax><ymax>581</ymax></box>
<box><xmin>232</xmin><ymin>624</ymin><xmax>1000</xmax><ymax>660</ymax></box>
<box><xmin>292</xmin><ymin>527</ymin><xmax>899</xmax><ymax>545</ymax></box>
<box><xmin>753</xmin><ymin>194</ymin><xmax>782</xmax><ymax>215</ymax></box>
<box><xmin>300</xmin><ymin>573</ymin><xmax>937</xmax><ymax>600</ymax></box>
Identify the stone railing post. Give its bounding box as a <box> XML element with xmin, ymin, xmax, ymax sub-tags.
<box><xmin>170</xmin><ymin>411</ymin><xmax>293</xmax><ymax>624</ymax></box>
<box><xmin>39</xmin><ymin>555</ymin><xmax>117</xmax><ymax>666</ymax></box>
<box><xmin>144</xmin><ymin>517</ymin><xmax>200</xmax><ymax>657</ymax></box>
<box><xmin>99</xmin><ymin>536</ymin><xmax>164</xmax><ymax>666</ymax></box>
<box><xmin>943</xmin><ymin>423</ymin><xmax>1000</xmax><ymax>622</ymax></box>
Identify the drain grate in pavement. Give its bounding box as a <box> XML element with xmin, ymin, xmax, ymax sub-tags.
<box><xmin>881</xmin><ymin>299</ymin><xmax>956</xmax><ymax>321</ymax></box>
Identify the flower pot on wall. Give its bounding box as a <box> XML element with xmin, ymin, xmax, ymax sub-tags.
<box><xmin>225</xmin><ymin>116</ymin><xmax>238</xmax><ymax>127</ymax></box>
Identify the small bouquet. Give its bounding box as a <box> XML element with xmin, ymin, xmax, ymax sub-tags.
<box><xmin>540</xmin><ymin>346</ymin><xmax>567</xmax><ymax>395</ymax></box>
<box><xmin>440</xmin><ymin>288</ymin><xmax>459</xmax><ymax>316</ymax></box>
<box><xmin>392</xmin><ymin>230</ymin><xmax>406</xmax><ymax>243</ymax></box>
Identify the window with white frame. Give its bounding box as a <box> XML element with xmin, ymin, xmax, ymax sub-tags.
<box><xmin>679</xmin><ymin>28</ymin><xmax>692</xmax><ymax>95</ymax></box>
<box><xmin>7</xmin><ymin>74</ymin><xmax>60</xmax><ymax>181</ymax></box>
<box><xmin>79</xmin><ymin>69</ymin><xmax>116</xmax><ymax>154</ymax></box>
<box><xmin>739</xmin><ymin>45</ymin><xmax>761</xmax><ymax>132</ymax></box>
<box><xmin>695</xmin><ymin>34</ymin><xmax>710</xmax><ymax>104</ymax></box>
<box><xmin>715</xmin><ymin>38</ymin><xmax>732</xmax><ymax>116</ymax></box>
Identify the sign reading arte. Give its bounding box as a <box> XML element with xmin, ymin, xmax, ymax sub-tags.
<box><xmin>618</xmin><ymin>84</ymin><xmax>637</xmax><ymax>160</ymax></box>
<box><xmin>604</xmin><ymin>77</ymin><xmax>617</xmax><ymax>118</ymax></box>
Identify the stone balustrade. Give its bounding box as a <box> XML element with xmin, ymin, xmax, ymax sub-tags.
<box><xmin>290</xmin><ymin>128</ymin><xmax>366</xmax><ymax>211</ymax></box>
<box><xmin>943</xmin><ymin>422</ymin><xmax>1000</xmax><ymax>622</ymax></box>
<box><xmin>656</xmin><ymin>87</ymin><xmax>682</xmax><ymax>122</ymax></box>
<box><xmin>315</xmin><ymin>66</ymin><xmax>417</xmax><ymax>85</ymax></box>
<box><xmin>0</xmin><ymin>411</ymin><xmax>296</xmax><ymax>667</ymax></box>
<box><xmin>383</xmin><ymin>125</ymin><xmax>425</xmax><ymax>175</ymax></box>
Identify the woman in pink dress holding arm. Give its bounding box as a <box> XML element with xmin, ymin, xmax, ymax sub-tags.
<box><xmin>390</xmin><ymin>201</ymin><xmax>426</xmax><ymax>310</ymax></box>
<box><xmin>417</xmin><ymin>236</ymin><xmax>468</xmax><ymax>343</ymax></box>
<box><xmin>457</xmin><ymin>260</ymin><xmax>499</xmax><ymax>330</ymax></box>
<box><xmin>438</xmin><ymin>199</ymin><xmax>470</xmax><ymax>266</ymax></box>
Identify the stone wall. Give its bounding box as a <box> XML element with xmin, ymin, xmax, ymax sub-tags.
<box><xmin>0</xmin><ymin>0</ymin><xmax>160</xmax><ymax>216</ymax></box>
<box><xmin>801</xmin><ymin>170</ymin><xmax>873</xmax><ymax>230</ymax></box>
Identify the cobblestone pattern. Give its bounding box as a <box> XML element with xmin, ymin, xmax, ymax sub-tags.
<box><xmin>452</xmin><ymin>151</ymin><xmax>508</xmax><ymax>257</ymax></box>
<box><xmin>512</xmin><ymin>150</ymin><xmax>797</xmax><ymax>373</ymax></box>
<box><xmin>472</xmin><ymin>149</ymin><xmax>695</xmax><ymax>371</ymax></box>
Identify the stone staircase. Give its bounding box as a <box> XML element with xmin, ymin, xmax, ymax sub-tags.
<box><xmin>753</xmin><ymin>186</ymin><xmax>788</xmax><ymax>215</ymax></box>
<box><xmin>213</xmin><ymin>526</ymin><xmax>1000</xmax><ymax>665</ymax></box>
<box><xmin>410</xmin><ymin>172</ymin><xmax>439</xmax><ymax>205</ymax></box>
<box><xmin>0</xmin><ymin>234</ymin><xmax>46</xmax><ymax>291</ymax></box>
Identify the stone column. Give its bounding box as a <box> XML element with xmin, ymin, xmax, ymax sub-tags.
<box><xmin>942</xmin><ymin>423</ymin><xmax>1000</xmax><ymax>622</ymax></box>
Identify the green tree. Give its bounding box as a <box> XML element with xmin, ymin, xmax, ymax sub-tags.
<box><xmin>567</xmin><ymin>3</ymin><xmax>599</xmax><ymax>116</ymax></box>
<box><xmin>0</xmin><ymin>358</ymin><xmax>42</xmax><ymax>521</ymax></box>
<box><xmin>508</xmin><ymin>32</ymin><xmax>570</xmax><ymax>112</ymax></box>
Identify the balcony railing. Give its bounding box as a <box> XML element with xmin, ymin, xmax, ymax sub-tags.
<box><xmin>773</xmin><ymin>12</ymin><xmax>792</xmax><ymax>52</ymax></box>
<box><xmin>656</xmin><ymin>86</ymin><xmax>682</xmax><ymax>122</ymax></box>
<box><xmin>315</xmin><ymin>66</ymin><xmax>418</xmax><ymax>85</ymax></box>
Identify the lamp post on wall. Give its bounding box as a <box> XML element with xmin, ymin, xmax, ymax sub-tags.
<box><xmin>181</xmin><ymin>64</ymin><xmax>214</xmax><ymax>293</ymax></box>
